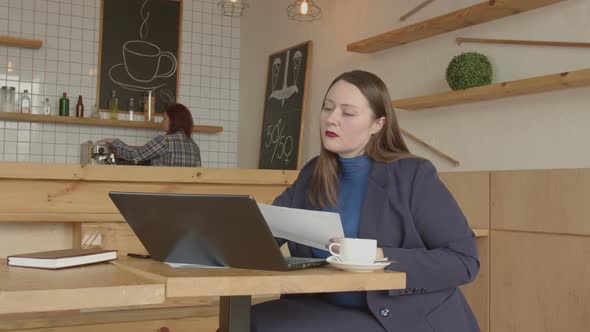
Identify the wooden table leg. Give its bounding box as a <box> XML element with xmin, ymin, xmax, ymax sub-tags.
<box><xmin>219</xmin><ymin>296</ymin><xmax>251</xmax><ymax>332</ymax></box>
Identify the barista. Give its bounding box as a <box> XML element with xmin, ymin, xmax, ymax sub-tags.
<box><xmin>98</xmin><ymin>103</ymin><xmax>201</xmax><ymax>167</ymax></box>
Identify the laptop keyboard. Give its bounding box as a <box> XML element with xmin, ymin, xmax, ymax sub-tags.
<box><xmin>286</xmin><ymin>257</ymin><xmax>327</xmax><ymax>270</ymax></box>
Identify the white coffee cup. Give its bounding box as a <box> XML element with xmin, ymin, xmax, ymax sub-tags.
<box><xmin>328</xmin><ymin>238</ymin><xmax>377</xmax><ymax>265</ymax></box>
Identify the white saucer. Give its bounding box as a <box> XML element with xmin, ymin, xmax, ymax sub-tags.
<box><xmin>326</xmin><ymin>256</ymin><xmax>392</xmax><ymax>273</ymax></box>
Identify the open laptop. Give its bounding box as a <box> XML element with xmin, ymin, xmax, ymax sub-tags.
<box><xmin>109</xmin><ymin>192</ymin><xmax>327</xmax><ymax>271</ymax></box>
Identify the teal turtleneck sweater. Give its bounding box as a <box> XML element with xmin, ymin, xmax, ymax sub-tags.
<box><xmin>312</xmin><ymin>154</ymin><xmax>372</xmax><ymax>307</ymax></box>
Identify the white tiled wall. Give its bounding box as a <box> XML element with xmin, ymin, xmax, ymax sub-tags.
<box><xmin>0</xmin><ymin>0</ymin><xmax>240</xmax><ymax>167</ymax></box>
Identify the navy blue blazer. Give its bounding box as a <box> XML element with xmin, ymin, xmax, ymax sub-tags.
<box><xmin>273</xmin><ymin>157</ymin><xmax>481</xmax><ymax>332</ymax></box>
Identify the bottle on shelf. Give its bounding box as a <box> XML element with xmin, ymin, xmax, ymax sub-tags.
<box><xmin>19</xmin><ymin>90</ymin><xmax>31</xmax><ymax>114</ymax></box>
<box><xmin>42</xmin><ymin>97</ymin><xmax>52</xmax><ymax>115</ymax></box>
<box><xmin>128</xmin><ymin>97</ymin><xmax>136</xmax><ymax>121</ymax></box>
<box><xmin>109</xmin><ymin>90</ymin><xmax>119</xmax><ymax>120</ymax></box>
<box><xmin>75</xmin><ymin>95</ymin><xmax>84</xmax><ymax>117</ymax></box>
<box><xmin>143</xmin><ymin>90</ymin><xmax>155</xmax><ymax>122</ymax></box>
<box><xmin>0</xmin><ymin>86</ymin><xmax>7</xmax><ymax>112</ymax></box>
<box><xmin>59</xmin><ymin>92</ymin><xmax>69</xmax><ymax>116</ymax></box>
<box><xmin>90</xmin><ymin>103</ymin><xmax>100</xmax><ymax>119</ymax></box>
<box><xmin>3</xmin><ymin>87</ymin><xmax>15</xmax><ymax>112</ymax></box>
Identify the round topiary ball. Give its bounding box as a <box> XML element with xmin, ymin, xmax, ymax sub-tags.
<box><xmin>446</xmin><ymin>52</ymin><xmax>493</xmax><ymax>90</ymax></box>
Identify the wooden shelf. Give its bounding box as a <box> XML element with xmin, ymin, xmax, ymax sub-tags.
<box><xmin>0</xmin><ymin>112</ymin><xmax>223</xmax><ymax>133</ymax></box>
<box><xmin>392</xmin><ymin>68</ymin><xmax>590</xmax><ymax>111</ymax></box>
<box><xmin>456</xmin><ymin>37</ymin><xmax>590</xmax><ymax>48</ymax></box>
<box><xmin>0</xmin><ymin>35</ymin><xmax>43</xmax><ymax>49</ymax></box>
<box><xmin>347</xmin><ymin>0</ymin><xmax>565</xmax><ymax>53</ymax></box>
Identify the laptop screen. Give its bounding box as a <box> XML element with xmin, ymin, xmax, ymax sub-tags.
<box><xmin>109</xmin><ymin>192</ymin><xmax>291</xmax><ymax>271</ymax></box>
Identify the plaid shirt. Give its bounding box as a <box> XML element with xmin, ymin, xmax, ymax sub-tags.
<box><xmin>111</xmin><ymin>131</ymin><xmax>201</xmax><ymax>167</ymax></box>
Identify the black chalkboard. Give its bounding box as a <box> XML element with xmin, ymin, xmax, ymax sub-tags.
<box><xmin>98</xmin><ymin>0</ymin><xmax>181</xmax><ymax>114</ymax></box>
<box><xmin>258</xmin><ymin>41</ymin><xmax>311</xmax><ymax>170</ymax></box>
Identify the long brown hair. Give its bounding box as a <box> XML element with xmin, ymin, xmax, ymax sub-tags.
<box><xmin>309</xmin><ymin>70</ymin><xmax>413</xmax><ymax>208</ymax></box>
<box><xmin>166</xmin><ymin>103</ymin><xmax>194</xmax><ymax>139</ymax></box>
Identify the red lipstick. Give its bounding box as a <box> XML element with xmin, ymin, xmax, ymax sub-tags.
<box><xmin>325</xmin><ymin>130</ymin><xmax>338</xmax><ymax>138</ymax></box>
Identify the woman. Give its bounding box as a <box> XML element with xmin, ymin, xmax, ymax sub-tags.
<box><xmin>252</xmin><ymin>71</ymin><xmax>480</xmax><ymax>332</ymax></box>
<box><xmin>99</xmin><ymin>103</ymin><xmax>202</xmax><ymax>167</ymax></box>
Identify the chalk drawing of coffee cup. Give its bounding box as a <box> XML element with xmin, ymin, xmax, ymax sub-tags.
<box><xmin>122</xmin><ymin>40</ymin><xmax>177</xmax><ymax>83</ymax></box>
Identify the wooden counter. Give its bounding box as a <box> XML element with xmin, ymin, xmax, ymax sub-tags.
<box><xmin>0</xmin><ymin>161</ymin><xmax>488</xmax><ymax>252</ymax></box>
<box><xmin>0</xmin><ymin>162</ymin><xmax>298</xmax><ymax>223</ymax></box>
<box><xmin>0</xmin><ymin>162</ymin><xmax>488</xmax><ymax>229</ymax></box>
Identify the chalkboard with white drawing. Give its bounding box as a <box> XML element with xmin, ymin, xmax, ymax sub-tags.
<box><xmin>98</xmin><ymin>0</ymin><xmax>181</xmax><ymax>114</ymax></box>
<box><xmin>259</xmin><ymin>41</ymin><xmax>311</xmax><ymax>170</ymax></box>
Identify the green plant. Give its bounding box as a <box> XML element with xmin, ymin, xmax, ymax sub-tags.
<box><xmin>446</xmin><ymin>52</ymin><xmax>493</xmax><ymax>90</ymax></box>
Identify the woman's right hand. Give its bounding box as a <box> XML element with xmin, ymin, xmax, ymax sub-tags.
<box><xmin>326</xmin><ymin>237</ymin><xmax>343</xmax><ymax>253</ymax></box>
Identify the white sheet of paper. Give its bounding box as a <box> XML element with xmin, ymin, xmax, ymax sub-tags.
<box><xmin>257</xmin><ymin>204</ymin><xmax>344</xmax><ymax>251</ymax></box>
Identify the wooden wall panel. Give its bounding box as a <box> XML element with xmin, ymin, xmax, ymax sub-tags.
<box><xmin>0</xmin><ymin>223</ymin><xmax>72</xmax><ymax>258</ymax></box>
<box><xmin>440</xmin><ymin>172</ymin><xmax>489</xmax><ymax>229</ymax></box>
<box><xmin>491</xmin><ymin>169</ymin><xmax>590</xmax><ymax>235</ymax></box>
<box><xmin>461</xmin><ymin>236</ymin><xmax>489</xmax><ymax>332</ymax></box>
<box><xmin>490</xmin><ymin>231</ymin><xmax>590</xmax><ymax>332</ymax></box>
<box><xmin>83</xmin><ymin>223</ymin><xmax>147</xmax><ymax>255</ymax></box>
<box><xmin>0</xmin><ymin>180</ymin><xmax>287</xmax><ymax>216</ymax></box>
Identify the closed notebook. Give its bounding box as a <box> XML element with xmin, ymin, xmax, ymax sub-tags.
<box><xmin>7</xmin><ymin>248</ymin><xmax>118</xmax><ymax>270</ymax></box>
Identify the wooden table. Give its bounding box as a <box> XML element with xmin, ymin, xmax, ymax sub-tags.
<box><xmin>0</xmin><ymin>261</ymin><xmax>165</xmax><ymax>315</ymax></box>
<box><xmin>114</xmin><ymin>257</ymin><xmax>406</xmax><ymax>332</ymax></box>
<box><xmin>0</xmin><ymin>258</ymin><xmax>406</xmax><ymax>332</ymax></box>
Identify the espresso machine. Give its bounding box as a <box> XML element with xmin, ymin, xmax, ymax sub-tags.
<box><xmin>80</xmin><ymin>141</ymin><xmax>116</xmax><ymax>166</ymax></box>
